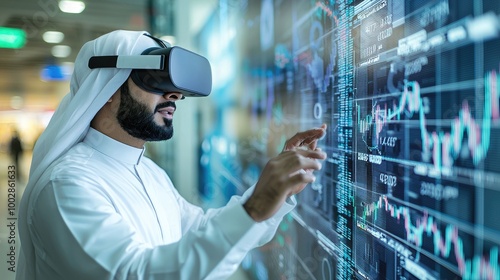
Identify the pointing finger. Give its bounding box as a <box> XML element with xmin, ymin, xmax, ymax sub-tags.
<box><xmin>283</xmin><ymin>124</ymin><xmax>327</xmax><ymax>151</ymax></box>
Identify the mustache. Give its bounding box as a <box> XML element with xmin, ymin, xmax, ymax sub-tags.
<box><xmin>155</xmin><ymin>101</ymin><xmax>176</xmax><ymax>112</ymax></box>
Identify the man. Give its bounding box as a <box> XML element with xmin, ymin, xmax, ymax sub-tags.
<box><xmin>17</xmin><ymin>30</ymin><xmax>326</xmax><ymax>280</ymax></box>
<box><xmin>9</xmin><ymin>129</ymin><xmax>23</xmax><ymax>178</ymax></box>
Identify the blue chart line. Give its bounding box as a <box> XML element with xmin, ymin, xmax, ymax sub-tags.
<box><xmin>363</xmin><ymin>195</ymin><xmax>500</xmax><ymax>280</ymax></box>
<box><xmin>357</xmin><ymin>67</ymin><xmax>499</xmax><ymax>175</ymax></box>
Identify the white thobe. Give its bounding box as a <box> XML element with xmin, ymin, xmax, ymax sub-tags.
<box><xmin>25</xmin><ymin>128</ymin><xmax>295</xmax><ymax>279</ymax></box>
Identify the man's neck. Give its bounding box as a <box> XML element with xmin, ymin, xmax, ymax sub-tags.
<box><xmin>90</xmin><ymin>114</ymin><xmax>145</xmax><ymax>149</ymax></box>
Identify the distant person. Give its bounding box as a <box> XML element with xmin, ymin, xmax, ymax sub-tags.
<box><xmin>9</xmin><ymin>129</ymin><xmax>23</xmax><ymax>177</ymax></box>
<box><xmin>17</xmin><ymin>30</ymin><xmax>327</xmax><ymax>280</ymax></box>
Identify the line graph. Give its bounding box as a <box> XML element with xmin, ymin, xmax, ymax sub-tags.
<box><xmin>234</xmin><ymin>1</ymin><xmax>500</xmax><ymax>279</ymax></box>
<box><xmin>357</xmin><ymin>67</ymin><xmax>500</xmax><ymax>173</ymax></box>
<box><xmin>306</xmin><ymin>22</ymin><xmax>337</xmax><ymax>93</ymax></box>
<box><xmin>315</xmin><ymin>1</ymin><xmax>339</xmax><ymax>25</ymax></box>
<box><xmin>362</xmin><ymin>195</ymin><xmax>500</xmax><ymax>280</ymax></box>
<box><xmin>305</xmin><ymin>2</ymin><xmax>339</xmax><ymax>93</ymax></box>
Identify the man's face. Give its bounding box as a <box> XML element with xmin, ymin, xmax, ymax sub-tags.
<box><xmin>116</xmin><ymin>78</ymin><xmax>182</xmax><ymax>141</ymax></box>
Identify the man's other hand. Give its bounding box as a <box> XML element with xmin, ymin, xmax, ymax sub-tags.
<box><xmin>244</xmin><ymin>125</ymin><xmax>327</xmax><ymax>222</ymax></box>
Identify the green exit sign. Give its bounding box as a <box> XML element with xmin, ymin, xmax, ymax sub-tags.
<box><xmin>0</xmin><ymin>27</ymin><xmax>26</xmax><ymax>49</ymax></box>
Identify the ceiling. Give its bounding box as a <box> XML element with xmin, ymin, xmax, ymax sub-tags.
<box><xmin>0</xmin><ymin>0</ymin><xmax>149</xmax><ymax>110</ymax></box>
<box><xmin>0</xmin><ymin>0</ymin><xmax>219</xmax><ymax>112</ymax></box>
<box><xmin>0</xmin><ymin>0</ymin><xmax>147</xmax><ymax>70</ymax></box>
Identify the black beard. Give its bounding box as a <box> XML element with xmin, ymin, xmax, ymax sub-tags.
<box><xmin>117</xmin><ymin>82</ymin><xmax>174</xmax><ymax>142</ymax></box>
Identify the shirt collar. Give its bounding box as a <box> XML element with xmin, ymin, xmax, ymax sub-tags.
<box><xmin>83</xmin><ymin>127</ymin><xmax>145</xmax><ymax>165</ymax></box>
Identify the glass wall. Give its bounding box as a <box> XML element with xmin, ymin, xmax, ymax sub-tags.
<box><xmin>196</xmin><ymin>0</ymin><xmax>500</xmax><ymax>279</ymax></box>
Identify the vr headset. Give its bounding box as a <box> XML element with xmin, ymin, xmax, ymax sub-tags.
<box><xmin>88</xmin><ymin>34</ymin><xmax>212</xmax><ymax>98</ymax></box>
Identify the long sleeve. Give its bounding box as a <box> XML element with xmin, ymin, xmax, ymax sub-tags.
<box><xmin>171</xmin><ymin>185</ymin><xmax>296</xmax><ymax>279</ymax></box>
<box><xmin>174</xmin><ymin>184</ymin><xmax>295</xmax><ymax>249</ymax></box>
<box><xmin>23</xmin><ymin>129</ymin><xmax>296</xmax><ymax>280</ymax></box>
<box><xmin>30</xmin><ymin>178</ymin><xmax>295</xmax><ymax>280</ymax></box>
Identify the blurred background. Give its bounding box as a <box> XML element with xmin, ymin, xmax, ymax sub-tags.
<box><xmin>0</xmin><ymin>0</ymin><xmax>219</xmax><ymax>201</ymax></box>
<box><xmin>2</xmin><ymin>1</ymin><xmax>500</xmax><ymax>280</ymax></box>
<box><xmin>0</xmin><ymin>0</ymin><xmax>255</xmax><ymax>279</ymax></box>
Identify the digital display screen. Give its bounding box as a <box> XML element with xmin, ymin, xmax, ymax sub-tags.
<box><xmin>197</xmin><ymin>0</ymin><xmax>500</xmax><ymax>279</ymax></box>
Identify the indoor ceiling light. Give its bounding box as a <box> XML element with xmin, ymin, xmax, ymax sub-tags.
<box><xmin>51</xmin><ymin>45</ymin><xmax>71</xmax><ymax>58</ymax></box>
<box><xmin>10</xmin><ymin>96</ymin><xmax>24</xmax><ymax>110</ymax></box>
<box><xmin>43</xmin><ymin>31</ymin><xmax>64</xmax><ymax>43</ymax></box>
<box><xmin>59</xmin><ymin>1</ymin><xmax>86</xmax><ymax>14</ymax></box>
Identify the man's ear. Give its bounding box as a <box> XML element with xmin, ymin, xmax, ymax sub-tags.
<box><xmin>107</xmin><ymin>86</ymin><xmax>122</xmax><ymax>105</ymax></box>
<box><xmin>91</xmin><ymin>94</ymin><xmax>119</xmax><ymax>131</ymax></box>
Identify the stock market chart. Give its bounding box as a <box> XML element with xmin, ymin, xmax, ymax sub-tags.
<box><xmin>197</xmin><ymin>0</ymin><xmax>500</xmax><ymax>279</ymax></box>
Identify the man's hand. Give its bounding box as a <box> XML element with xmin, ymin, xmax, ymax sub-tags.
<box><xmin>282</xmin><ymin>123</ymin><xmax>326</xmax><ymax>152</ymax></box>
<box><xmin>283</xmin><ymin>123</ymin><xmax>327</xmax><ymax>195</ymax></box>
<box><xmin>244</xmin><ymin>125</ymin><xmax>327</xmax><ymax>222</ymax></box>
